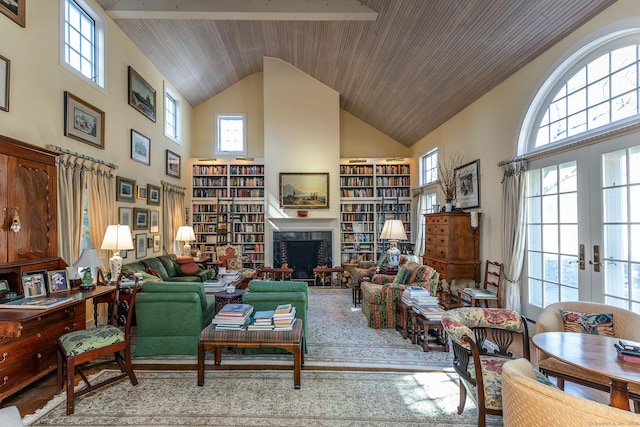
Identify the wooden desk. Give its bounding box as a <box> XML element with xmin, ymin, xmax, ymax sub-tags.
<box><xmin>259</xmin><ymin>267</ymin><xmax>293</xmax><ymax>281</ymax></box>
<box><xmin>532</xmin><ymin>332</ymin><xmax>640</xmax><ymax>411</ymax></box>
<box><xmin>0</xmin><ymin>286</ymin><xmax>116</xmax><ymax>402</ymax></box>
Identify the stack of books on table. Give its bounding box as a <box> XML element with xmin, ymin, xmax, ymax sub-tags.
<box><xmin>615</xmin><ymin>340</ymin><xmax>640</xmax><ymax>364</ymax></box>
<box><xmin>247</xmin><ymin>309</ymin><xmax>275</xmax><ymax>330</ymax></box>
<box><xmin>203</xmin><ymin>279</ymin><xmax>226</xmax><ymax>293</ymax></box>
<box><xmin>272</xmin><ymin>303</ymin><xmax>296</xmax><ymax>330</ymax></box>
<box><xmin>402</xmin><ymin>286</ymin><xmax>438</xmax><ymax>306</ymax></box>
<box><xmin>212</xmin><ymin>303</ymin><xmax>253</xmax><ymax>330</ymax></box>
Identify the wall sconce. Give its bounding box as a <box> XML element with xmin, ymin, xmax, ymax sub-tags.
<box><xmin>4</xmin><ymin>207</ymin><xmax>21</xmax><ymax>233</ymax></box>
<box><xmin>348</xmin><ymin>158</ymin><xmax>367</xmax><ymax>164</ymax></box>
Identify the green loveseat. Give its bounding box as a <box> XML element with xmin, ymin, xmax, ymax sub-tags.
<box><xmin>122</xmin><ymin>254</ymin><xmax>213</xmax><ymax>283</ymax></box>
<box><xmin>242</xmin><ymin>279</ymin><xmax>309</xmax><ymax>352</ymax></box>
<box><xmin>134</xmin><ymin>281</ymin><xmax>216</xmax><ymax>356</ymax></box>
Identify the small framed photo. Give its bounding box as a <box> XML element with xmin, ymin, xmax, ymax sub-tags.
<box><xmin>147</xmin><ymin>184</ymin><xmax>161</xmax><ymax>206</ymax></box>
<box><xmin>150</xmin><ymin>210</ymin><xmax>159</xmax><ymax>233</ymax></box>
<box><xmin>130</xmin><ymin>129</ymin><xmax>150</xmax><ymax>165</ymax></box>
<box><xmin>137</xmin><ymin>185</ymin><xmax>147</xmax><ymax>200</ymax></box>
<box><xmin>116</xmin><ymin>176</ymin><xmax>136</xmax><ymax>203</ymax></box>
<box><xmin>0</xmin><ymin>54</ymin><xmax>9</xmax><ymax>112</ymax></box>
<box><xmin>136</xmin><ymin>233</ymin><xmax>147</xmax><ymax>259</ymax></box>
<box><xmin>119</xmin><ymin>207</ymin><xmax>133</xmax><ymax>226</ymax></box>
<box><xmin>455</xmin><ymin>159</ymin><xmax>480</xmax><ymax>209</ymax></box>
<box><xmin>153</xmin><ymin>234</ymin><xmax>161</xmax><ymax>252</ymax></box>
<box><xmin>0</xmin><ymin>279</ymin><xmax>9</xmax><ymax>292</ymax></box>
<box><xmin>64</xmin><ymin>92</ymin><xmax>105</xmax><ymax>149</ymax></box>
<box><xmin>0</xmin><ymin>0</ymin><xmax>25</xmax><ymax>27</ymax></box>
<box><xmin>133</xmin><ymin>208</ymin><xmax>149</xmax><ymax>230</ymax></box>
<box><xmin>128</xmin><ymin>66</ymin><xmax>156</xmax><ymax>122</ymax></box>
<box><xmin>22</xmin><ymin>270</ymin><xmax>47</xmax><ymax>298</ymax></box>
<box><xmin>166</xmin><ymin>150</ymin><xmax>181</xmax><ymax>178</ymax></box>
<box><xmin>47</xmin><ymin>270</ymin><xmax>70</xmax><ymax>293</ymax></box>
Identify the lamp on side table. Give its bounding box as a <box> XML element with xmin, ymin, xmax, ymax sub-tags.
<box><xmin>101</xmin><ymin>224</ymin><xmax>134</xmax><ymax>283</ymax></box>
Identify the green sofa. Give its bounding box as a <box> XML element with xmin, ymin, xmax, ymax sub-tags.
<box><xmin>242</xmin><ymin>279</ymin><xmax>309</xmax><ymax>352</ymax></box>
<box><xmin>122</xmin><ymin>254</ymin><xmax>213</xmax><ymax>283</ymax></box>
<box><xmin>134</xmin><ymin>281</ymin><xmax>216</xmax><ymax>356</ymax></box>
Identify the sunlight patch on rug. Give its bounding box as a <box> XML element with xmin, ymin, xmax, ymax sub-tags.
<box><xmin>23</xmin><ymin>370</ymin><xmax>502</xmax><ymax>426</ymax></box>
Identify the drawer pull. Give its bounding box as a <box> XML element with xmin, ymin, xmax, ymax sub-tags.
<box><xmin>64</xmin><ymin>323</ymin><xmax>77</xmax><ymax>332</ymax></box>
<box><xmin>0</xmin><ymin>352</ymin><xmax>7</xmax><ymax>363</ymax></box>
<box><xmin>37</xmin><ymin>353</ymin><xmax>42</xmax><ymax>359</ymax></box>
<box><xmin>65</xmin><ymin>307</ymin><xmax>76</xmax><ymax>316</ymax></box>
<box><xmin>0</xmin><ymin>376</ymin><xmax>7</xmax><ymax>388</ymax></box>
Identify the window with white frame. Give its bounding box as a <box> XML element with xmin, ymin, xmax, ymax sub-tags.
<box><xmin>215</xmin><ymin>113</ymin><xmax>247</xmax><ymax>156</ymax></box>
<box><xmin>421</xmin><ymin>148</ymin><xmax>438</xmax><ymax>185</ymax></box>
<box><xmin>61</xmin><ymin>0</ymin><xmax>104</xmax><ymax>89</ymax></box>
<box><xmin>164</xmin><ymin>86</ymin><xmax>180</xmax><ymax>143</ymax></box>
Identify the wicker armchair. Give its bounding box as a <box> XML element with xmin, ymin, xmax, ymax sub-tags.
<box><xmin>441</xmin><ymin>307</ymin><xmax>530</xmax><ymax>427</ymax></box>
<box><xmin>361</xmin><ymin>261</ymin><xmax>438</xmax><ymax>329</ymax></box>
<box><xmin>502</xmin><ymin>358</ymin><xmax>640</xmax><ymax>426</ymax></box>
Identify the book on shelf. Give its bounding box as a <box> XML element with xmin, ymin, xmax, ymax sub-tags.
<box><xmin>0</xmin><ymin>296</ymin><xmax>72</xmax><ymax>309</ymax></box>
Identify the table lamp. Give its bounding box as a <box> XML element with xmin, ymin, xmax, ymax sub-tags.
<box><xmin>101</xmin><ymin>224</ymin><xmax>134</xmax><ymax>282</ymax></box>
<box><xmin>379</xmin><ymin>219</ymin><xmax>407</xmax><ymax>267</ymax></box>
<box><xmin>72</xmin><ymin>248</ymin><xmax>103</xmax><ymax>289</ymax></box>
<box><xmin>176</xmin><ymin>226</ymin><xmax>196</xmax><ymax>256</ymax></box>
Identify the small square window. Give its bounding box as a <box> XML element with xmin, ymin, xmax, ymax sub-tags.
<box><xmin>215</xmin><ymin>113</ymin><xmax>247</xmax><ymax>156</ymax></box>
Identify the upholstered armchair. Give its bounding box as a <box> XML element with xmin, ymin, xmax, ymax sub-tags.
<box><xmin>350</xmin><ymin>254</ymin><xmax>418</xmax><ymax>286</ymax></box>
<box><xmin>502</xmin><ymin>358</ymin><xmax>640</xmax><ymax>427</ymax></box>
<box><xmin>361</xmin><ymin>261</ymin><xmax>439</xmax><ymax>329</ymax></box>
<box><xmin>441</xmin><ymin>307</ymin><xmax>530</xmax><ymax>427</ymax></box>
<box><xmin>215</xmin><ymin>244</ymin><xmax>257</xmax><ymax>281</ymax></box>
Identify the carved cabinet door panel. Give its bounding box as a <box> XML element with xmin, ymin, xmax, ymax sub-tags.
<box><xmin>4</xmin><ymin>156</ymin><xmax>58</xmax><ymax>262</ymax></box>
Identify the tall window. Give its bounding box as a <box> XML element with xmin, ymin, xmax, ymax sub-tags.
<box><xmin>61</xmin><ymin>0</ymin><xmax>104</xmax><ymax>88</ymax></box>
<box><xmin>421</xmin><ymin>148</ymin><xmax>438</xmax><ymax>186</ymax></box>
<box><xmin>414</xmin><ymin>148</ymin><xmax>439</xmax><ymax>255</ymax></box>
<box><xmin>216</xmin><ymin>113</ymin><xmax>247</xmax><ymax>156</ymax></box>
<box><xmin>165</xmin><ymin>86</ymin><xmax>180</xmax><ymax>143</ymax></box>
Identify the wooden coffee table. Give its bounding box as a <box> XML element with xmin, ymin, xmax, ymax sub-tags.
<box><xmin>197</xmin><ymin>318</ymin><xmax>304</xmax><ymax>388</ymax></box>
<box><xmin>533</xmin><ymin>331</ymin><xmax>640</xmax><ymax>410</ymax></box>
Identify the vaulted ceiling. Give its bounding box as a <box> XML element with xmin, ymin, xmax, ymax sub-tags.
<box><xmin>95</xmin><ymin>0</ymin><xmax>617</xmax><ymax>147</ymax></box>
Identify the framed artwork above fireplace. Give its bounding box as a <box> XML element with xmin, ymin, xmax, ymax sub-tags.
<box><xmin>279</xmin><ymin>172</ymin><xmax>329</xmax><ymax>209</ymax></box>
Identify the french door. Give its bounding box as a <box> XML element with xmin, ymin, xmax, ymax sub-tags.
<box><xmin>522</xmin><ymin>132</ymin><xmax>640</xmax><ymax>321</ymax></box>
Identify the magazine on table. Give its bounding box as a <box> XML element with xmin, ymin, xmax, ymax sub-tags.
<box><xmin>0</xmin><ymin>296</ymin><xmax>72</xmax><ymax>309</ymax></box>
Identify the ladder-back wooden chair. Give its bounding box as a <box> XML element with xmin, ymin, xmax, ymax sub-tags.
<box><xmin>57</xmin><ymin>277</ymin><xmax>140</xmax><ymax>415</ymax></box>
<box><xmin>458</xmin><ymin>260</ymin><xmax>504</xmax><ymax>308</ymax></box>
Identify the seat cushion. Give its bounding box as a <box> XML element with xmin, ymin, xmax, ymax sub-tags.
<box><xmin>59</xmin><ymin>325</ymin><xmax>124</xmax><ymax>357</ymax></box>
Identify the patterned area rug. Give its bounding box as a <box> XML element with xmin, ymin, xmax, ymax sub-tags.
<box><xmin>23</xmin><ymin>370</ymin><xmax>502</xmax><ymax>426</ymax></box>
<box><xmin>131</xmin><ymin>288</ymin><xmax>454</xmax><ymax>370</ymax></box>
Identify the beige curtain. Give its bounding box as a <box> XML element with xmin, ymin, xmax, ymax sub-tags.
<box><xmin>57</xmin><ymin>154</ymin><xmax>87</xmax><ymax>266</ymax></box>
<box><xmin>87</xmin><ymin>163</ymin><xmax>115</xmax><ymax>265</ymax></box>
<box><xmin>162</xmin><ymin>181</ymin><xmax>186</xmax><ymax>255</ymax></box>
<box><xmin>501</xmin><ymin>160</ymin><xmax>527</xmax><ymax>312</ymax></box>
<box><xmin>411</xmin><ymin>187</ymin><xmax>426</xmax><ymax>257</ymax></box>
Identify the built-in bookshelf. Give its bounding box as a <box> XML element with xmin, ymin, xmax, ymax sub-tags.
<box><xmin>192</xmin><ymin>161</ymin><xmax>266</xmax><ymax>269</ymax></box>
<box><xmin>340</xmin><ymin>160</ymin><xmax>412</xmax><ymax>263</ymax></box>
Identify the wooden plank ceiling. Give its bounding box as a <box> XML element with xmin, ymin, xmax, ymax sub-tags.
<box><xmin>96</xmin><ymin>0</ymin><xmax>617</xmax><ymax>147</ymax></box>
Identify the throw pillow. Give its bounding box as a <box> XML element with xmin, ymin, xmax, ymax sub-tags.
<box><xmin>560</xmin><ymin>309</ymin><xmax>615</xmax><ymax>336</ymax></box>
<box><xmin>180</xmin><ymin>262</ymin><xmax>200</xmax><ymax>275</ymax></box>
<box><xmin>145</xmin><ymin>267</ymin><xmax>161</xmax><ymax>279</ymax></box>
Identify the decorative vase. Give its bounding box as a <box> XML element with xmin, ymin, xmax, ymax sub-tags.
<box><xmin>445</xmin><ymin>200</ymin><xmax>453</xmax><ymax>212</ymax></box>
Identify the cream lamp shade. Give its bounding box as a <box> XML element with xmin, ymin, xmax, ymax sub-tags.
<box><xmin>379</xmin><ymin>219</ymin><xmax>407</xmax><ymax>267</ymax></box>
<box><xmin>72</xmin><ymin>248</ymin><xmax>104</xmax><ymax>287</ymax></box>
<box><xmin>101</xmin><ymin>224</ymin><xmax>134</xmax><ymax>282</ymax></box>
<box><xmin>176</xmin><ymin>226</ymin><xmax>196</xmax><ymax>256</ymax></box>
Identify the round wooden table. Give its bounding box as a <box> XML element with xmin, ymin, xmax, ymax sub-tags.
<box><xmin>532</xmin><ymin>331</ymin><xmax>640</xmax><ymax>410</ymax></box>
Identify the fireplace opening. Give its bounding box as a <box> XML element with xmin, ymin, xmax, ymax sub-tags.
<box><xmin>273</xmin><ymin>231</ymin><xmax>332</xmax><ymax>279</ymax></box>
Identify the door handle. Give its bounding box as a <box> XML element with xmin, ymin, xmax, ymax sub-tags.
<box><xmin>590</xmin><ymin>245</ymin><xmax>601</xmax><ymax>272</ymax></box>
<box><xmin>569</xmin><ymin>244</ymin><xmax>585</xmax><ymax>270</ymax></box>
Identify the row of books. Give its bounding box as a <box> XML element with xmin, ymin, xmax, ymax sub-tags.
<box><xmin>212</xmin><ymin>303</ymin><xmax>297</xmax><ymax>331</ymax></box>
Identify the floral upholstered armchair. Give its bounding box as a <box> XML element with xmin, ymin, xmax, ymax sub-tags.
<box><xmin>215</xmin><ymin>245</ymin><xmax>257</xmax><ymax>281</ymax></box>
<box><xmin>361</xmin><ymin>261</ymin><xmax>439</xmax><ymax>329</ymax></box>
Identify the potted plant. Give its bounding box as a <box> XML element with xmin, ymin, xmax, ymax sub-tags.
<box><xmin>438</xmin><ymin>153</ymin><xmax>463</xmax><ymax>211</ymax></box>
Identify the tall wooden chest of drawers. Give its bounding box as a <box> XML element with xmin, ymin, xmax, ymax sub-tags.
<box><xmin>422</xmin><ymin>212</ymin><xmax>480</xmax><ymax>285</ymax></box>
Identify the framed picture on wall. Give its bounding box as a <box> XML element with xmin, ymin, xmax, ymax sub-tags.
<box><xmin>0</xmin><ymin>0</ymin><xmax>25</xmax><ymax>27</ymax></box>
<box><xmin>116</xmin><ymin>176</ymin><xmax>136</xmax><ymax>203</ymax></box>
<box><xmin>147</xmin><ymin>184</ymin><xmax>160</xmax><ymax>205</ymax></box>
<box><xmin>64</xmin><ymin>91</ymin><xmax>105</xmax><ymax>149</ymax></box>
<box><xmin>279</xmin><ymin>172</ymin><xmax>329</xmax><ymax>209</ymax></box>
<box><xmin>133</xmin><ymin>208</ymin><xmax>149</xmax><ymax>230</ymax></box>
<box><xmin>128</xmin><ymin>66</ymin><xmax>156</xmax><ymax>122</ymax></box>
<box><xmin>166</xmin><ymin>150</ymin><xmax>181</xmax><ymax>178</ymax></box>
<box><xmin>119</xmin><ymin>207</ymin><xmax>133</xmax><ymax>226</ymax></box>
<box><xmin>149</xmin><ymin>210</ymin><xmax>159</xmax><ymax>233</ymax></box>
<box><xmin>455</xmin><ymin>159</ymin><xmax>480</xmax><ymax>209</ymax></box>
<box><xmin>130</xmin><ymin>129</ymin><xmax>150</xmax><ymax>165</ymax></box>
<box><xmin>153</xmin><ymin>234</ymin><xmax>160</xmax><ymax>252</ymax></box>
<box><xmin>135</xmin><ymin>233</ymin><xmax>147</xmax><ymax>259</ymax></box>
<box><xmin>136</xmin><ymin>185</ymin><xmax>147</xmax><ymax>200</ymax></box>
<box><xmin>0</xmin><ymin>54</ymin><xmax>9</xmax><ymax>112</ymax></box>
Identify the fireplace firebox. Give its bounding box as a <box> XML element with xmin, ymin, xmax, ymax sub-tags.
<box><xmin>273</xmin><ymin>231</ymin><xmax>332</xmax><ymax>279</ymax></box>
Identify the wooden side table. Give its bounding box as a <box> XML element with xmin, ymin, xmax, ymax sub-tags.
<box><xmin>379</xmin><ymin>264</ymin><xmax>400</xmax><ymax>275</ymax></box>
<box><xmin>395</xmin><ymin>299</ymin><xmax>413</xmax><ymax>340</ymax></box>
<box><xmin>313</xmin><ymin>266</ymin><xmax>344</xmax><ymax>286</ymax></box>
<box><xmin>412</xmin><ymin>310</ymin><xmax>449</xmax><ymax>352</ymax></box>
<box><xmin>259</xmin><ymin>267</ymin><xmax>293</xmax><ymax>281</ymax></box>
<box><xmin>214</xmin><ymin>289</ymin><xmax>246</xmax><ymax>314</ymax></box>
